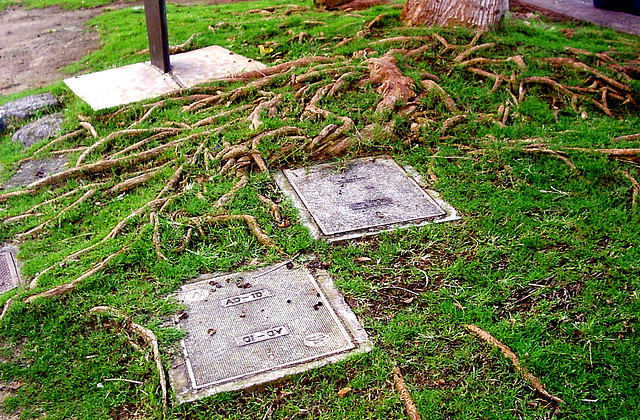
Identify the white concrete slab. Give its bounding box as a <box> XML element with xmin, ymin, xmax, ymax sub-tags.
<box><xmin>65</xmin><ymin>62</ymin><xmax>179</xmax><ymax>111</ymax></box>
<box><xmin>64</xmin><ymin>45</ymin><xmax>266</xmax><ymax>111</ymax></box>
<box><xmin>171</xmin><ymin>45</ymin><xmax>266</xmax><ymax>88</ymax></box>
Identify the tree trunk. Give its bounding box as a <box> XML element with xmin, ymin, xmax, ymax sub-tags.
<box><xmin>402</xmin><ymin>0</ymin><xmax>508</xmax><ymax>29</ymax></box>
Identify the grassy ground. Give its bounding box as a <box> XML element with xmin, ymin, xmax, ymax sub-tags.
<box><xmin>1</xmin><ymin>1</ymin><xmax>640</xmax><ymax>419</ymax></box>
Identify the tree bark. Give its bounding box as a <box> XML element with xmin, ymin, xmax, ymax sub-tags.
<box><xmin>402</xmin><ymin>0</ymin><xmax>508</xmax><ymax>29</ymax></box>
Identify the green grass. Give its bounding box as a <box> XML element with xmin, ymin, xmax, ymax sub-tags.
<box><xmin>1</xmin><ymin>0</ymin><xmax>640</xmax><ymax>419</ymax></box>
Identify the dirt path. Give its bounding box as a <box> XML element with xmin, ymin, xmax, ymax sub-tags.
<box><xmin>0</xmin><ymin>0</ymin><xmax>253</xmax><ymax>97</ymax></box>
<box><xmin>0</xmin><ymin>5</ymin><xmax>102</xmax><ymax>96</ymax></box>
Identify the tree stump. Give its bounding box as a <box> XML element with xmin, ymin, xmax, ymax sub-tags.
<box><xmin>402</xmin><ymin>0</ymin><xmax>509</xmax><ymax>29</ymax></box>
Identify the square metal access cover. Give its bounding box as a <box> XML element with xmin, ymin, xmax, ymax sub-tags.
<box><xmin>169</xmin><ymin>261</ymin><xmax>371</xmax><ymax>403</ymax></box>
<box><xmin>275</xmin><ymin>156</ymin><xmax>459</xmax><ymax>242</ymax></box>
<box><xmin>0</xmin><ymin>249</ymin><xmax>21</xmax><ymax>294</ymax></box>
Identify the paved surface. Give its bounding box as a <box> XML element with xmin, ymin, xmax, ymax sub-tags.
<box><xmin>513</xmin><ymin>0</ymin><xmax>640</xmax><ymax>35</ymax></box>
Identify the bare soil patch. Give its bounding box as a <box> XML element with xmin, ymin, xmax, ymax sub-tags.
<box><xmin>0</xmin><ymin>5</ymin><xmax>101</xmax><ymax>96</ymax></box>
<box><xmin>0</xmin><ymin>0</ymin><xmax>256</xmax><ymax>97</ymax></box>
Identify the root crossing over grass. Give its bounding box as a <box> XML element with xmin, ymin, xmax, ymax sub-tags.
<box><xmin>465</xmin><ymin>324</ymin><xmax>564</xmax><ymax>404</ymax></box>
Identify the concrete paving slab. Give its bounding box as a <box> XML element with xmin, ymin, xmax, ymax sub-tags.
<box><xmin>0</xmin><ymin>246</ymin><xmax>21</xmax><ymax>294</ymax></box>
<box><xmin>169</xmin><ymin>260</ymin><xmax>371</xmax><ymax>403</ymax></box>
<box><xmin>513</xmin><ymin>0</ymin><xmax>640</xmax><ymax>35</ymax></box>
<box><xmin>170</xmin><ymin>45</ymin><xmax>266</xmax><ymax>88</ymax></box>
<box><xmin>64</xmin><ymin>62</ymin><xmax>179</xmax><ymax>111</ymax></box>
<box><xmin>275</xmin><ymin>156</ymin><xmax>460</xmax><ymax>242</ymax></box>
<box><xmin>65</xmin><ymin>45</ymin><xmax>266</xmax><ymax>111</ymax></box>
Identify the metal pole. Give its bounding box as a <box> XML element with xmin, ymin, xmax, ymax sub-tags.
<box><xmin>143</xmin><ymin>0</ymin><xmax>171</xmax><ymax>73</ymax></box>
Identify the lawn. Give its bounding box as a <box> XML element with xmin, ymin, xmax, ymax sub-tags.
<box><xmin>0</xmin><ymin>0</ymin><xmax>639</xmax><ymax>419</ymax></box>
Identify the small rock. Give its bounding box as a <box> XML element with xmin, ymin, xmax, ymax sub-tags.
<box><xmin>0</xmin><ymin>93</ymin><xmax>60</xmax><ymax>120</ymax></box>
<box><xmin>12</xmin><ymin>113</ymin><xmax>63</xmax><ymax>148</ymax></box>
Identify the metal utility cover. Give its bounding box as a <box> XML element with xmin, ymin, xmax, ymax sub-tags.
<box><xmin>0</xmin><ymin>251</ymin><xmax>20</xmax><ymax>294</ymax></box>
<box><xmin>279</xmin><ymin>156</ymin><xmax>455</xmax><ymax>241</ymax></box>
<box><xmin>170</xmin><ymin>262</ymin><xmax>370</xmax><ymax>402</ymax></box>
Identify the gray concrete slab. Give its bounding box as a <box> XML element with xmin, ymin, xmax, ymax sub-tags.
<box><xmin>275</xmin><ymin>156</ymin><xmax>460</xmax><ymax>242</ymax></box>
<box><xmin>512</xmin><ymin>0</ymin><xmax>640</xmax><ymax>35</ymax></box>
<box><xmin>169</xmin><ymin>260</ymin><xmax>371</xmax><ymax>403</ymax></box>
<box><xmin>0</xmin><ymin>246</ymin><xmax>21</xmax><ymax>294</ymax></box>
<box><xmin>65</xmin><ymin>45</ymin><xmax>266</xmax><ymax>111</ymax></box>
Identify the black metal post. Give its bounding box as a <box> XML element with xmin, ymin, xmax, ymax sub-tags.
<box><xmin>143</xmin><ymin>0</ymin><xmax>171</xmax><ymax>73</ymax></box>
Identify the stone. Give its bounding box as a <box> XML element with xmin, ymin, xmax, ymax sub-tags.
<box><xmin>0</xmin><ymin>93</ymin><xmax>59</xmax><ymax>120</ymax></box>
<box><xmin>276</xmin><ymin>156</ymin><xmax>460</xmax><ymax>242</ymax></box>
<box><xmin>0</xmin><ymin>112</ymin><xmax>5</xmax><ymax>133</ymax></box>
<box><xmin>11</xmin><ymin>113</ymin><xmax>63</xmax><ymax>148</ymax></box>
<box><xmin>169</xmin><ymin>260</ymin><xmax>371</xmax><ymax>402</ymax></box>
<box><xmin>4</xmin><ymin>156</ymin><xmax>68</xmax><ymax>189</ymax></box>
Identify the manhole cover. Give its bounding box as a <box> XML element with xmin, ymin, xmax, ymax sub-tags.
<box><xmin>276</xmin><ymin>156</ymin><xmax>458</xmax><ymax>241</ymax></box>
<box><xmin>170</xmin><ymin>261</ymin><xmax>371</xmax><ymax>402</ymax></box>
<box><xmin>0</xmin><ymin>251</ymin><xmax>20</xmax><ymax>294</ymax></box>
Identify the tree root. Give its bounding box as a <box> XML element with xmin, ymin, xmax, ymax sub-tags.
<box><xmin>196</xmin><ymin>214</ymin><xmax>279</xmax><ymax>250</ymax></box>
<box><xmin>224</xmin><ymin>56</ymin><xmax>336</xmax><ymax>82</ymax></box>
<box><xmin>26</xmin><ymin>247</ymin><xmax>128</xmax><ymax>303</ymax></box>
<box><xmin>16</xmin><ymin>188</ymin><xmax>97</xmax><ymax>240</ymax></box>
<box><xmin>248</xmin><ymin>94</ymin><xmax>283</xmax><ymax>130</ymax></box>
<box><xmin>77</xmin><ymin>128</ymin><xmax>176</xmax><ymax>166</ymax></box>
<box><xmin>90</xmin><ymin>306</ymin><xmax>168</xmax><ymax>415</ymax></box>
<box><xmin>193</xmin><ymin>105</ymin><xmax>253</xmax><ymax>127</ymax></box>
<box><xmin>80</xmin><ymin>121</ymin><xmax>99</xmax><ymax>138</ymax></box>
<box><xmin>258</xmin><ymin>194</ymin><xmax>284</xmax><ymax>225</ymax></box>
<box><xmin>422</xmin><ymin>80</ymin><xmax>457</xmax><ymax>112</ymax></box>
<box><xmin>150</xmin><ymin>212</ymin><xmax>167</xmax><ymax>261</ymax></box>
<box><xmin>465</xmin><ymin>324</ymin><xmax>564</xmax><ymax>404</ymax></box>
<box><xmin>24</xmin><ymin>131</ymin><xmax>206</xmax><ymax>193</ymax></box>
<box><xmin>364</xmin><ymin>53</ymin><xmax>415</xmax><ymax>112</ymax></box>
<box><xmin>393</xmin><ymin>366</ymin><xmax>421</xmax><ymax>420</ymax></box>
<box><xmin>621</xmin><ymin>170</ymin><xmax>639</xmax><ymax>209</ymax></box>
<box><xmin>215</xmin><ymin>171</ymin><xmax>249</xmax><ymax>208</ymax></box>
<box><xmin>543</xmin><ymin>57</ymin><xmax>632</xmax><ymax>92</ymax></box>
<box><xmin>31</xmin><ymin>129</ymin><xmax>84</xmax><ymax>157</ymax></box>
<box><xmin>109</xmin><ymin>129</ymin><xmax>181</xmax><ymax>160</ymax></box>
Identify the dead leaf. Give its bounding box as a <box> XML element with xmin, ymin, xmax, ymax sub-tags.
<box><xmin>356</xmin><ymin>257</ymin><xmax>372</xmax><ymax>262</ymax></box>
<box><xmin>338</xmin><ymin>386</ymin><xmax>352</xmax><ymax>398</ymax></box>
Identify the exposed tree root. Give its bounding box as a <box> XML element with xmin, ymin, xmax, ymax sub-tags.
<box><xmin>364</xmin><ymin>53</ymin><xmax>415</xmax><ymax>112</ymax></box>
<box><xmin>31</xmin><ymin>129</ymin><xmax>84</xmax><ymax>157</ymax></box>
<box><xmin>621</xmin><ymin>170</ymin><xmax>639</xmax><ymax>209</ymax></box>
<box><xmin>224</xmin><ymin>56</ymin><xmax>336</xmax><ymax>82</ymax></box>
<box><xmin>393</xmin><ymin>366</ymin><xmax>421</xmax><ymax>420</ymax></box>
<box><xmin>90</xmin><ymin>306</ymin><xmax>168</xmax><ymax>415</ymax></box>
<box><xmin>194</xmin><ymin>105</ymin><xmax>253</xmax><ymax>127</ymax></box>
<box><xmin>77</xmin><ymin>127</ymin><xmax>176</xmax><ymax>166</ymax></box>
<box><xmin>150</xmin><ymin>212</ymin><xmax>167</xmax><ymax>261</ymax></box>
<box><xmin>80</xmin><ymin>121</ymin><xmax>99</xmax><ymax>139</ymax></box>
<box><xmin>258</xmin><ymin>194</ymin><xmax>283</xmax><ymax>225</ymax></box>
<box><xmin>543</xmin><ymin>57</ymin><xmax>632</xmax><ymax>92</ymax></box>
<box><xmin>248</xmin><ymin>94</ymin><xmax>283</xmax><ymax>130</ymax></box>
<box><xmin>16</xmin><ymin>188</ymin><xmax>97</xmax><ymax>240</ymax></box>
<box><xmin>465</xmin><ymin>324</ymin><xmax>564</xmax><ymax>404</ymax></box>
<box><xmin>26</xmin><ymin>247</ymin><xmax>128</xmax><ymax>303</ymax></box>
<box><xmin>215</xmin><ymin>171</ymin><xmax>249</xmax><ymax>208</ymax></box>
<box><xmin>196</xmin><ymin>214</ymin><xmax>279</xmax><ymax>251</ymax></box>
<box><xmin>422</xmin><ymin>80</ymin><xmax>457</xmax><ymax>112</ymax></box>
<box><xmin>0</xmin><ymin>298</ymin><xmax>14</xmax><ymax>322</ymax></box>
